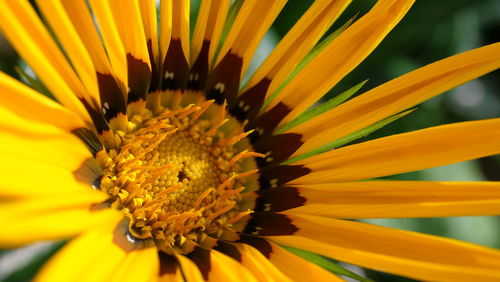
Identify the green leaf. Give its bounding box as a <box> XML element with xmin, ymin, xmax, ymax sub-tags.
<box><xmin>276</xmin><ymin>80</ymin><xmax>368</xmax><ymax>133</ymax></box>
<box><xmin>283</xmin><ymin>109</ymin><xmax>416</xmax><ymax>165</ymax></box>
<box><xmin>283</xmin><ymin>246</ymin><xmax>373</xmax><ymax>282</ymax></box>
<box><xmin>262</xmin><ymin>15</ymin><xmax>357</xmax><ymax>110</ymax></box>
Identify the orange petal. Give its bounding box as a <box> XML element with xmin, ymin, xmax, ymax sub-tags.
<box><xmin>284</xmin><ymin>181</ymin><xmax>500</xmax><ymax>218</ymax></box>
<box><xmin>289</xmin><ymin>42</ymin><xmax>500</xmax><ymax>157</ymax></box>
<box><xmin>293</xmin><ymin>118</ymin><xmax>500</xmax><ymax>184</ymax></box>
<box><xmin>268</xmin><ymin>214</ymin><xmax>500</xmax><ymax>281</ymax></box>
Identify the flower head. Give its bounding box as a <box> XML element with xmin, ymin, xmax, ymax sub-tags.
<box><xmin>1</xmin><ymin>0</ymin><xmax>500</xmax><ymax>281</ymax></box>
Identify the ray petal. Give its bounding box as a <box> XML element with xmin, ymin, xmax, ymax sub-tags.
<box><xmin>34</xmin><ymin>0</ymin><xmax>100</xmax><ymax>105</ymax></box>
<box><xmin>232</xmin><ymin>0</ymin><xmax>352</xmax><ymax>123</ymax></box>
<box><xmin>160</xmin><ymin>0</ymin><xmax>190</xmax><ymax>90</ymax></box>
<box><xmin>187</xmin><ymin>247</ymin><xmax>257</xmax><ymax>281</ymax></box>
<box><xmin>239</xmin><ymin>235</ymin><xmax>344</xmax><ymax>281</ymax></box>
<box><xmin>175</xmin><ymin>254</ymin><xmax>204</xmax><ymax>282</ymax></box>
<box><xmin>214</xmin><ymin>0</ymin><xmax>286</xmax><ymax>77</ymax></box>
<box><xmin>275</xmin><ymin>181</ymin><xmax>500</xmax><ymax>218</ymax></box>
<box><xmin>34</xmin><ymin>216</ymin><xmax>129</xmax><ymax>282</ymax></box>
<box><xmin>108</xmin><ymin>244</ymin><xmax>159</xmax><ymax>282</ymax></box>
<box><xmin>0</xmin><ymin>0</ymin><xmax>92</xmax><ymax>122</ymax></box>
<box><xmin>208</xmin><ymin>249</ymin><xmax>257</xmax><ymax>282</ymax></box>
<box><xmin>289</xmin><ymin>42</ymin><xmax>500</xmax><ymax>157</ymax></box>
<box><xmin>243</xmin><ymin>0</ymin><xmax>352</xmax><ymax>95</ymax></box>
<box><xmin>0</xmin><ymin>72</ymin><xmax>85</xmax><ymax>131</ymax></box>
<box><xmin>0</xmin><ymin>197</ymin><xmax>119</xmax><ymax>248</ymax></box>
<box><xmin>263</xmin><ymin>0</ymin><xmax>414</xmax><ymax>128</ymax></box>
<box><xmin>0</xmin><ymin>77</ymin><xmax>99</xmax><ymax>197</ymax></box>
<box><xmin>88</xmin><ymin>0</ymin><xmax>128</xmax><ymax>97</ymax></box>
<box><xmin>159</xmin><ymin>0</ymin><xmax>173</xmax><ymax>64</ymax></box>
<box><xmin>205</xmin><ymin>0</ymin><xmax>286</xmax><ymax>102</ymax></box>
<box><xmin>59</xmin><ymin>0</ymin><xmax>127</xmax><ymax>122</ymax></box>
<box><xmin>191</xmin><ymin>0</ymin><xmax>231</xmax><ymax>66</ymax></box>
<box><xmin>292</xmin><ymin>118</ymin><xmax>500</xmax><ymax>184</ymax></box>
<box><xmin>189</xmin><ymin>0</ymin><xmax>231</xmax><ymax>89</ymax></box>
<box><xmin>109</xmin><ymin>0</ymin><xmax>152</xmax><ymax>102</ymax></box>
<box><xmin>268</xmin><ymin>214</ymin><xmax>500</xmax><ymax>281</ymax></box>
<box><xmin>139</xmin><ymin>0</ymin><xmax>160</xmax><ymax>92</ymax></box>
<box><xmin>232</xmin><ymin>242</ymin><xmax>293</xmax><ymax>281</ymax></box>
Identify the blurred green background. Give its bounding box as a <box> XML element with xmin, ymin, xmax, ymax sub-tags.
<box><xmin>0</xmin><ymin>0</ymin><xmax>499</xmax><ymax>281</ymax></box>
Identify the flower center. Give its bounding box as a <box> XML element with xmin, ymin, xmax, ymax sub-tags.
<box><xmin>96</xmin><ymin>98</ymin><xmax>259</xmax><ymax>254</ymax></box>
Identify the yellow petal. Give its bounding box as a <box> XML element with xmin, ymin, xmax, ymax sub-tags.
<box><xmin>34</xmin><ymin>0</ymin><xmax>100</xmax><ymax>106</ymax></box>
<box><xmin>284</xmin><ymin>181</ymin><xmax>500</xmax><ymax>218</ymax></box>
<box><xmin>88</xmin><ymin>0</ymin><xmax>128</xmax><ymax>91</ymax></box>
<box><xmin>159</xmin><ymin>1</ymin><xmax>190</xmax><ymax>90</ymax></box>
<box><xmin>0</xmin><ymin>0</ymin><xmax>92</xmax><ymax>122</ymax></box>
<box><xmin>290</xmin><ymin>42</ymin><xmax>500</xmax><ymax>157</ymax></box>
<box><xmin>243</xmin><ymin>0</ymin><xmax>352</xmax><ymax>95</ymax></box>
<box><xmin>215</xmin><ymin>0</ymin><xmax>287</xmax><ymax>77</ymax></box>
<box><xmin>109</xmin><ymin>245</ymin><xmax>159</xmax><ymax>282</ymax></box>
<box><xmin>266</xmin><ymin>0</ymin><xmax>413</xmax><ymax>126</ymax></box>
<box><xmin>265</xmin><ymin>240</ymin><xmax>344</xmax><ymax>281</ymax></box>
<box><xmin>159</xmin><ymin>0</ymin><xmax>173</xmax><ymax>64</ymax></box>
<box><xmin>175</xmin><ymin>254</ymin><xmax>204</xmax><ymax>282</ymax></box>
<box><xmin>268</xmin><ymin>214</ymin><xmax>500</xmax><ymax>281</ymax></box>
<box><xmin>59</xmin><ymin>0</ymin><xmax>115</xmax><ymax>75</ymax></box>
<box><xmin>233</xmin><ymin>242</ymin><xmax>291</xmax><ymax>282</ymax></box>
<box><xmin>109</xmin><ymin>0</ymin><xmax>151</xmax><ymax>68</ymax></box>
<box><xmin>293</xmin><ymin>118</ymin><xmax>500</xmax><ymax>184</ymax></box>
<box><xmin>208</xmin><ymin>249</ymin><xmax>257</xmax><ymax>282</ymax></box>
<box><xmin>0</xmin><ymin>72</ymin><xmax>85</xmax><ymax>131</ymax></box>
<box><xmin>139</xmin><ymin>0</ymin><xmax>159</xmax><ymax>65</ymax></box>
<box><xmin>0</xmin><ymin>197</ymin><xmax>119</xmax><ymax>248</ymax></box>
<box><xmin>108</xmin><ymin>0</ymin><xmax>152</xmax><ymax>101</ymax></box>
<box><xmin>171</xmin><ymin>0</ymin><xmax>190</xmax><ymax>63</ymax></box>
<box><xmin>189</xmin><ymin>248</ymin><xmax>258</xmax><ymax>282</ymax></box>
<box><xmin>191</xmin><ymin>0</ymin><xmax>231</xmax><ymax>66</ymax></box>
<box><xmin>0</xmin><ymin>94</ymin><xmax>96</xmax><ymax>197</ymax></box>
<box><xmin>35</xmin><ymin>215</ymin><xmax>127</xmax><ymax>282</ymax></box>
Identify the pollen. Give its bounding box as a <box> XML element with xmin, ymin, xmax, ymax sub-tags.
<box><xmin>96</xmin><ymin>99</ymin><xmax>261</xmax><ymax>254</ymax></box>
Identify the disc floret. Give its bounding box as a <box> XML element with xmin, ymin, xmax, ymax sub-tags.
<box><xmin>96</xmin><ymin>102</ymin><xmax>259</xmax><ymax>254</ymax></box>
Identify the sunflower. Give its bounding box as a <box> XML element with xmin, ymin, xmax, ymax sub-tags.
<box><xmin>1</xmin><ymin>0</ymin><xmax>500</xmax><ymax>281</ymax></box>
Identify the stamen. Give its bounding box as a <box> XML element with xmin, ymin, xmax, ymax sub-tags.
<box><xmin>229</xmin><ymin>151</ymin><xmax>265</xmax><ymax>166</ymax></box>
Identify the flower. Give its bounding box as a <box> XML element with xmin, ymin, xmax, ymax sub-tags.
<box><xmin>0</xmin><ymin>0</ymin><xmax>499</xmax><ymax>281</ymax></box>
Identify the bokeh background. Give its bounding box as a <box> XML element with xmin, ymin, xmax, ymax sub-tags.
<box><xmin>0</xmin><ymin>0</ymin><xmax>499</xmax><ymax>281</ymax></box>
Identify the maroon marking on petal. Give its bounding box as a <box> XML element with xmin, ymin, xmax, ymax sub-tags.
<box><xmin>160</xmin><ymin>39</ymin><xmax>190</xmax><ymax>91</ymax></box>
<box><xmin>214</xmin><ymin>241</ymin><xmax>242</xmax><ymax>262</ymax></box>
<box><xmin>255</xmin><ymin>187</ymin><xmax>306</xmax><ymax>212</ymax></box>
<box><xmin>187</xmin><ymin>246</ymin><xmax>211</xmax><ymax>280</ymax></box>
<box><xmin>127</xmin><ymin>54</ymin><xmax>152</xmax><ymax>103</ymax></box>
<box><xmin>96</xmin><ymin>72</ymin><xmax>126</xmax><ymax>122</ymax></box>
<box><xmin>238</xmin><ymin>235</ymin><xmax>273</xmax><ymax>258</ymax></box>
<box><xmin>159</xmin><ymin>252</ymin><xmax>178</xmax><ymax>276</ymax></box>
<box><xmin>71</xmin><ymin>127</ymin><xmax>103</xmax><ymax>156</ymax></box>
<box><xmin>147</xmin><ymin>40</ymin><xmax>160</xmax><ymax>93</ymax></box>
<box><xmin>247</xmin><ymin>102</ymin><xmax>291</xmax><ymax>142</ymax></box>
<box><xmin>205</xmin><ymin>51</ymin><xmax>243</xmax><ymax>104</ymax></box>
<box><xmin>229</xmin><ymin>78</ymin><xmax>271</xmax><ymax>123</ymax></box>
<box><xmin>244</xmin><ymin>212</ymin><xmax>298</xmax><ymax>236</ymax></box>
<box><xmin>258</xmin><ymin>165</ymin><xmax>311</xmax><ymax>189</ymax></box>
<box><xmin>78</xmin><ymin>97</ymin><xmax>109</xmax><ymax>133</ymax></box>
<box><xmin>187</xmin><ymin>40</ymin><xmax>210</xmax><ymax>91</ymax></box>
<box><xmin>254</xmin><ymin>133</ymin><xmax>304</xmax><ymax>167</ymax></box>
